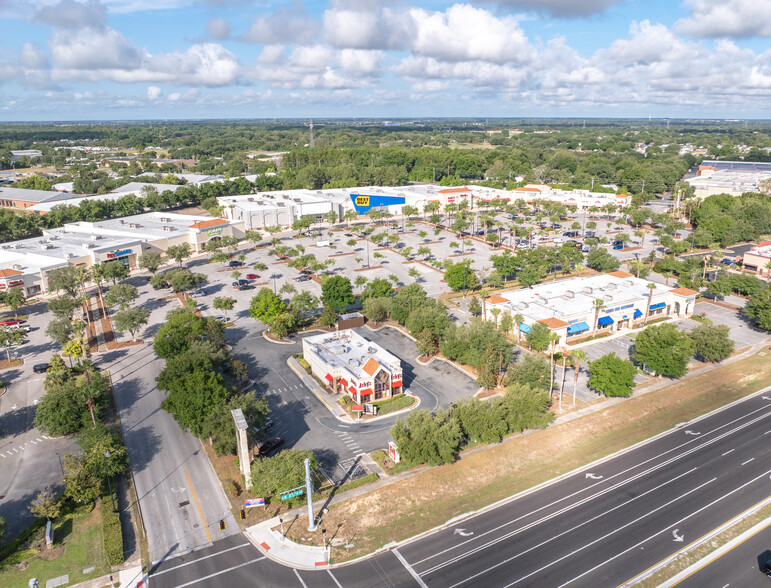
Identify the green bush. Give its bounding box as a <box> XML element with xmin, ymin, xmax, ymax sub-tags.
<box><xmin>372</xmin><ymin>394</ymin><xmax>414</xmax><ymax>415</ymax></box>
<box><xmin>101</xmin><ymin>480</ymin><xmax>124</xmax><ymax>566</ymax></box>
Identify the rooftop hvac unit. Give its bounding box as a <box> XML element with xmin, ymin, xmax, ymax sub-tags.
<box><xmin>129</xmin><ymin>223</ymin><xmax>139</xmax><ymax>229</ymax></box>
<box><xmin>12</xmin><ymin>264</ymin><xmax>22</xmax><ymax>270</ymax></box>
<box><xmin>1</xmin><ymin>245</ymin><xmax>9</xmax><ymax>250</ymax></box>
<box><xmin>583</xmin><ymin>286</ymin><xmax>593</xmax><ymax>294</ymax></box>
<box><xmin>14</xmin><ymin>244</ymin><xmax>22</xmax><ymax>249</ymax></box>
<box><xmin>625</xmin><ymin>280</ymin><xmax>634</xmax><ymax>286</ymax></box>
<box><xmin>119</xmin><ymin>219</ymin><xmax>125</xmax><ymax>224</ymax></box>
<box><xmin>604</xmin><ymin>294</ymin><xmax>613</xmax><ymax>302</ymax></box>
<box><xmin>606</xmin><ymin>283</ymin><xmax>616</xmax><ymax>290</ymax></box>
<box><xmin>160</xmin><ymin>217</ymin><xmax>170</xmax><ymax>223</ymax></box>
<box><xmin>40</xmin><ymin>244</ymin><xmax>53</xmax><ymax>250</ymax></box>
<box><xmin>247</xmin><ymin>197</ymin><xmax>254</xmax><ymax>202</ymax></box>
<box><xmin>90</xmin><ymin>234</ymin><xmax>102</xmax><ymax>240</ymax></box>
<box><xmin>277</xmin><ymin>202</ymin><xmax>285</xmax><ymax>207</ymax></box>
<box><xmin>66</xmin><ymin>253</ymin><xmax>74</xmax><ymax>259</ymax></box>
<box><xmin>162</xmin><ymin>226</ymin><xmax>172</xmax><ymax>232</ymax></box>
<box><xmin>83</xmin><ymin>243</ymin><xmax>94</xmax><ymax>249</ymax></box>
<box><xmin>564</xmin><ymin>290</ymin><xmax>574</xmax><ymax>298</ymax></box>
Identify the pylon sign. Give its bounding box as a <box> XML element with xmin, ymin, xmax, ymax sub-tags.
<box><xmin>350</xmin><ymin>193</ymin><xmax>405</xmax><ymax>215</ymax></box>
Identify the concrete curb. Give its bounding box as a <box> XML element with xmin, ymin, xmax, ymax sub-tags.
<box><xmin>245</xmin><ymin>519</ymin><xmax>330</xmax><ymax>571</ymax></box>
<box><xmin>286</xmin><ymin>357</ymin><xmax>352</xmax><ymax>421</ymax></box>
<box><xmin>657</xmin><ymin>510</ymin><xmax>771</xmax><ymax>587</ymax></box>
<box><xmin>262</xmin><ymin>329</ymin><xmax>296</xmax><ymax>345</ymax></box>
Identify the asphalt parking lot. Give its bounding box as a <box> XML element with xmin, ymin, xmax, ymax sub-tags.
<box><xmin>681</xmin><ymin>301</ymin><xmax>771</xmax><ymax>349</ymax></box>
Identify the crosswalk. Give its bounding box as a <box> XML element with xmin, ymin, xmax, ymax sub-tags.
<box><xmin>0</xmin><ymin>434</ymin><xmax>50</xmax><ymax>458</ymax></box>
<box><xmin>335</xmin><ymin>430</ymin><xmax>364</xmax><ymax>457</ymax></box>
<box><xmin>259</xmin><ymin>384</ymin><xmax>301</xmax><ymax>396</ymax></box>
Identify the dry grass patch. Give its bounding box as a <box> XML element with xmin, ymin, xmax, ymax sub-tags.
<box><xmin>285</xmin><ymin>351</ymin><xmax>771</xmax><ymax>562</ymax></box>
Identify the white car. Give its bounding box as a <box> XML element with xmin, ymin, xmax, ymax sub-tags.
<box><xmin>191</xmin><ymin>290</ymin><xmax>207</xmax><ymax>298</ymax></box>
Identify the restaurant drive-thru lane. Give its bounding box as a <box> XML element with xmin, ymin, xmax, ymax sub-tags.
<box><xmin>146</xmin><ymin>388</ymin><xmax>771</xmax><ymax>588</ymax></box>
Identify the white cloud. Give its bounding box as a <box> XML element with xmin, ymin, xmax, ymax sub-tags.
<box><xmin>50</xmin><ymin>28</ymin><xmax>142</xmax><ymax>70</ymax></box>
<box><xmin>34</xmin><ymin>0</ymin><xmax>108</xmax><ymax>30</ymax></box>
<box><xmin>477</xmin><ymin>0</ymin><xmax>621</xmax><ymax>17</ymax></box>
<box><xmin>243</xmin><ymin>5</ymin><xmax>318</xmax><ymax>45</ymax></box>
<box><xmin>676</xmin><ymin>0</ymin><xmax>771</xmax><ymax>38</ymax></box>
<box><xmin>147</xmin><ymin>85</ymin><xmax>161</xmax><ymax>100</ymax></box>
<box><xmin>323</xmin><ymin>4</ymin><xmax>412</xmax><ymax>50</ymax></box>
<box><xmin>205</xmin><ymin>17</ymin><xmax>231</xmax><ymax>41</ymax></box>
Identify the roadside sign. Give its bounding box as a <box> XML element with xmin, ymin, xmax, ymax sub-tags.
<box><xmin>352</xmin><ymin>404</ymin><xmax>364</xmax><ymax>411</ymax></box>
<box><xmin>280</xmin><ymin>488</ymin><xmax>305</xmax><ymax>501</ymax></box>
<box><xmin>244</xmin><ymin>498</ymin><xmax>265</xmax><ymax>508</ymax></box>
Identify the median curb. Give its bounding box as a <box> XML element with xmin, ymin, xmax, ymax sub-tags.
<box><xmin>286</xmin><ymin>357</ymin><xmax>353</xmax><ymax>421</ymax></box>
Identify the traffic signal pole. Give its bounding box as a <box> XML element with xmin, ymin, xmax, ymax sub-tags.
<box><xmin>305</xmin><ymin>458</ymin><xmax>317</xmax><ymax>531</ymax></box>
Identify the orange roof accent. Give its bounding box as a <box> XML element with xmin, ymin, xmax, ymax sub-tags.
<box><xmin>0</xmin><ymin>269</ymin><xmax>22</xmax><ymax>278</ymax></box>
<box><xmin>615</xmin><ymin>194</ymin><xmax>628</xmax><ymax>198</ymax></box>
<box><xmin>758</xmin><ymin>240</ymin><xmax>771</xmax><ymax>247</ymax></box>
<box><xmin>362</xmin><ymin>357</ymin><xmax>381</xmax><ymax>377</ymax></box>
<box><xmin>438</xmin><ymin>187</ymin><xmax>470</xmax><ymax>194</ymax></box>
<box><xmin>188</xmin><ymin>218</ymin><xmax>228</xmax><ymax>230</ymax></box>
<box><xmin>608</xmin><ymin>270</ymin><xmax>633</xmax><ymax>278</ymax></box>
<box><xmin>513</xmin><ymin>187</ymin><xmax>541</xmax><ymax>192</ymax></box>
<box><xmin>486</xmin><ymin>294</ymin><xmax>508</xmax><ymax>304</ymax></box>
<box><xmin>670</xmin><ymin>287</ymin><xmax>698</xmax><ymax>296</ymax></box>
<box><xmin>538</xmin><ymin>317</ymin><xmax>570</xmax><ymax>329</ymax></box>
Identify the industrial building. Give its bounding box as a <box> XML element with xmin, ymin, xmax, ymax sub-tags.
<box><xmin>0</xmin><ymin>212</ymin><xmax>244</xmax><ymax>296</ymax></box>
<box><xmin>0</xmin><ymin>186</ymin><xmax>74</xmax><ymax>210</ymax></box>
<box><xmin>686</xmin><ymin>160</ymin><xmax>771</xmax><ymax>199</ymax></box>
<box><xmin>302</xmin><ymin>330</ymin><xmax>404</xmax><ymax>404</ymax></box>
<box><xmin>485</xmin><ymin>271</ymin><xmax>697</xmax><ymax>347</ymax></box>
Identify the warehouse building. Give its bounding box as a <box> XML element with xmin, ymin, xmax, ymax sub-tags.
<box><xmin>486</xmin><ymin>271</ymin><xmax>697</xmax><ymax>347</ymax></box>
<box><xmin>302</xmin><ymin>330</ymin><xmax>404</xmax><ymax>404</ymax></box>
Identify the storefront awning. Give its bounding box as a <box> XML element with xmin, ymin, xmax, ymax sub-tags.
<box><xmin>340</xmin><ymin>378</ymin><xmax>348</xmax><ymax>386</ymax></box>
<box><xmin>633</xmin><ymin>309</ymin><xmax>643</xmax><ymax>318</ymax></box>
<box><xmin>519</xmin><ymin>323</ymin><xmax>532</xmax><ymax>333</ymax></box>
<box><xmin>391</xmin><ymin>381</ymin><xmax>402</xmax><ymax>388</ymax></box>
<box><xmin>650</xmin><ymin>302</ymin><xmax>666</xmax><ymax>310</ymax></box>
<box><xmin>597</xmin><ymin>316</ymin><xmax>614</xmax><ymax>326</ymax></box>
<box><xmin>325</xmin><ymin>374</ymin><xmax>333</xmax><ymax>382</ymax></box>
<box><xmin>567</xmin><ymin>322</ymin><xmax>590</xmax><ymax>334</ymax></box>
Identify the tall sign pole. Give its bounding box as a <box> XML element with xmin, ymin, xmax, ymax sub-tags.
<box><xmin>305</xmin><ymin>458</ymin><xmax>317</xmax><ymax>531</ymax></box>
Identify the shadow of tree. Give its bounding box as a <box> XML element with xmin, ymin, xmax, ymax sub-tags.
<box><xmin>122</xmin><ymin>423</ymin><xmax>162</xmax><ymax>474</ymax></box>
<box><xmin>0</xmin><ymin>404</ymin><xmax>37</xmax><ymax>440</ymax></box>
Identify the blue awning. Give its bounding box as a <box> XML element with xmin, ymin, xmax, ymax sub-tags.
<box><xmin>650</xmin><ymin>302</ymin><xmax>666</xmax><ymax>310</ymax></box>
<box><xmin>519</xmin><ymin>322</ymin><xmax>532</xmax><ymax>333</ymax></box>
<box><xmin>597</xmin><ymin>316</ymin><xmax>614</xmax><ymax>326</ymax></box>
<box><xmin>567</xmin><ymin>321</ymin><xmax>590</xmax><ymax>334</ymax></box>
<box><xmin>633</xmin><ymin>309</ymin><xmax>643</xmax><ymax>318</ymax></box>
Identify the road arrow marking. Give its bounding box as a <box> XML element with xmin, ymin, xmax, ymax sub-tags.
<box><xmin>684</xmin><ymin>430</ymin><xmax>701</xmax><ymax>436</ymax></box>
<box><xmin>585</xmin><ymin>473</ymin><xmax>603</xmax><ymax>480</ymax></box>
<box><xmin>672</xmin><ymin>529</ymin><xmax>684</xmax><ymax>542</ymax></box>
<box><xmin>453</xmin><ymin>528</ymin><xmax>473</xmax><ymax>537</ymax></box>
<box><xmin>762</xmin><ymin>396</ymin><xmax>770</xmax><ymax>401</ymax></box>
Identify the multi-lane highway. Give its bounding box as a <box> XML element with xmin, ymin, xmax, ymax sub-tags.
<box><xmin>147</xmin><ymin>388</ymin><xmax>771</xmax><ymax>588</ymax></box>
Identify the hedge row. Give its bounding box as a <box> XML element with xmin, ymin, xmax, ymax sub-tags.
<box><xmin>101</xmin><ymin>479</ymin><xmax>124</xmax><ymax>567</ymax></box>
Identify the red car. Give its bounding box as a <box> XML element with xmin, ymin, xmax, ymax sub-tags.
<box><xmin>0</xmin><ymin>319</ymin><xmax>23</xmax><ymax>326</ymax></box>
<box><xmin>246</xmin><ymin>273</ymin><xmax>259</xmax><ymax>280</ymax></box>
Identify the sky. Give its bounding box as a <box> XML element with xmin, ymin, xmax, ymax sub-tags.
<box><xmin>1</xmin><ymin>0</ymin><xmax>771</xmax><ymax>121</ymax></box>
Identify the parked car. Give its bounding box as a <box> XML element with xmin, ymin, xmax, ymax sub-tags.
<box><xmin>613</xmin><ymin>243</ymin><xmax>624</xmax><ymax>250</ymax></box>
<box><xmin>296</xmin><ymin>275</ymin><xmax>311</xmax><ymax>282</ymax></box>
<box><xmin>213</xmin><ymin>314</ymin><xmax>226</xmax><ymax>321</ymax></box>
<box><xmin>475</xmin><ymin>229</ymin><xmax>485</xmax><ymax>236</ymax></box>
<box><xmin>255</xmin><ymin>436</ymin><xmax>283</xmax><ymax>456</ymax></box>
<box><xmin>191</xmin><ymin>290</ymin><xmax>207</xmax><ymax>298</ymax></box>
<box><xmin>33</xmin><ymin>363</ymin><xmax>50</xmax><ymax>374</ymax></box>
<box><xmin>246</xmin><ymin>273</ymin><xmax>259</xmax><ymax>280</ymax></box>
<box><xmin>344</xmin><ymin>233</ymin><xmax>353</xmax><ymax>237</ymax></box>
<box><xmin>0</xmin><ymin>319</ymin><xmax>23</xmax><ymax>326</ymax></box>
<box><xmin>721</xmin><ymin>258</ymin><xmax>736</xmax><ymax>266</ymax></box>
<box><xmin>228</xmin><ymin>260</ymin><xmax>241</xmax><ymax>268</ymax></box>
<box><xmin>563</xmin><ymin>231</ymin><xmax>578</xmax><ymax>237</ymax></box>
<box><xmin>5</xmin><ymin>324</ymin><xmax>32</xmax><ymax>332</ymax></box>
<box><xmin>238</xmin><ymin>284</ymin><xmax>254</xmax><ymax>290</ymax></box>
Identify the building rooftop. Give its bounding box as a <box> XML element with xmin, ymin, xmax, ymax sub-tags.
<box><xmin>0</xmin><ymin>187</ymin><xmax>73</xmax><ymax>204</ymax></box>
<box><xmin>486</xmin><ymin>273</ymin><xmax>672</xmax><ymax>323</ymax></box>
<box><xmin>303</xmin><ymin>329</ymin><xmax>401</xmax><ymax>380</ymax></box>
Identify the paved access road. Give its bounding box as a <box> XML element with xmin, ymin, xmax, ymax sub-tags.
<box><xmin>147</xmin><ymin>389</ymin><xmax>771</xmax><ymax>588</ymax></box>
<box><xmin>109</xmin><ymin>341</ymin><xmax>239</xmax><ymax>564</ymax></box>
<box><xmin>674</xmin><ymin>521</ymin><xmax>771</xmax><ymax>587</ymax></box>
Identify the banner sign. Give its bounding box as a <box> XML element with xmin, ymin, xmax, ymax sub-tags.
<box><xmin>244</xmin><ymin>498</ymin><xmax>265</xmax><ymax>508</ymax></box>
<box><xmin>350</xmin><ymin>193</ymin><xmax>406</xmax><ymax>215</ymax></box>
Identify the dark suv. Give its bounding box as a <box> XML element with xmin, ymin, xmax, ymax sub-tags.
<box><xmin>228</xmin><ymin>260</ymin><xmax>241</xmax><ymax>268</ymax></box>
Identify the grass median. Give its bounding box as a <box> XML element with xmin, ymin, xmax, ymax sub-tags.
<box><xmin>278</xmin><ymin>349</ymin><xmax>771</xmax><ymax>562</ymax></box>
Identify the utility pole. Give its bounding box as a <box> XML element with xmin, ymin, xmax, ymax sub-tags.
<box><xmin>305</xmin><ymin>458</ymin><xmax>316</xmax><ymax>532</ymax></box>
<box><xmin>309</xmin><ymin>119</ymin><xmax>314</xmax><ymax>148</ymax></box>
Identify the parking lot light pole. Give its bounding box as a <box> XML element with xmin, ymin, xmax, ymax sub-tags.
<box><xmin>305</xmin><ymin>458</ymin><xmax>317</xmax><ymax>532</ymax></box>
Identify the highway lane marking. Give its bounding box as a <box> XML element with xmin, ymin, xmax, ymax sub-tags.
<box><xmin>669</xmin><ymin>517</ymin><xmax>771</xmax><ymax>586</ymax></box>
<box><xmin>327</xmin><ymin>569</ymin><xmax>343</xmax><ymax>588</ymax></box>
<box><xmin>293</xmin><ymin>568</ymin><xmax>308</xmax><ymax>588</ymax></box>
<box><xmin>150</xmin><ymin>542</ymin><xmax>250</xmax><ymax>576</ymax></box>
<box><xmin>394</xmin><ymin>549</ymin><xmax>429</xmax><ymax>588</ymax></box>
<box><xmin>460</xmin><ymin>477</ymin><xmax>719</xmax><ymax>588</ymax></box>
<box><xmin>552</xmin><ymin>468</ymin><xmax>771</xmax><ymax>588</ymax></box>
<box><xmin>721</xmin><ymin>449</ymin><xmax>734</xmax><ymax>456</ymax></box>
<box><xmin>424</xmin><ymin>468</ymin><xmax>700</xmax><ymax>579</ymax></box>
<box><xmin>741</xmin><ymin>458</ymin><xmax>755</xmax><ymax>465</ymax></box>
<box><xmin>617</xmin><ymin>495</ymin><xmax>771</xmax><ymax>587</ymax></box>
<box><xmin>170</xmin><ymin>556</ymin><xmax>265</xmax><ymax>588</ymax></box>
<box><xmin>412</xmin><ymin>409</ymin><xmax>771</xmax><ymax>569</ymax></box>
<box><xmin>185</xmin><ymin>470</ymin><xmax>213</xmax><ymax>544</ymax></box>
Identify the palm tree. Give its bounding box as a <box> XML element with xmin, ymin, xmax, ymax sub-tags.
<box><xmin>480</xmin><ymin>289</ymin><xmax>490</xmax><ymax>321</ymax></box>
<box><xmin>559</xmin><ymin>347</ymin><xmax>569</xmax><ymax>411</ymax></box>
<box><xmin>643</xmin><ymin>282</ymin><xmax>655</xmax><ymax>325</ymax></box>
<box><xmin>547</xmin><ymin>332</ymin><xmax>561</xmax><ymax>400</ymax></box>
<box><xmin>592</xmin><ymin>298</ymin><xmax>605</xmax><ymax>334</ymax></box>
<box><xmin>490</xmin><ymin>307</ymin><xmax>501</xmax><ymax>325</ymax></box>
<box><xmin>570</xmin><ymin>349</ymin><xmax>587</xmax><ymax>408</ymax></box>
<box><xmin>514</xmin><ymin>313</ymin><xmax>524</xmax><ymax>343</ymax></box>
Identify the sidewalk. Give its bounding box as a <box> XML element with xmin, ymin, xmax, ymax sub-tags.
<box><xmin>67</xmin><ymin>565</ymin><xmax>146</xmax><ymax>588</ymax></box>
<box><xmin>245</xmin><ymin>517</ymin><xmax>330</xmax><ymax>570</ymax></box>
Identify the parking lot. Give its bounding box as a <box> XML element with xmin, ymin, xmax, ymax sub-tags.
<box><xmin>681</xmin><ymin>301</ymin><xmax>771</xmax><ymax>349</ymax></box>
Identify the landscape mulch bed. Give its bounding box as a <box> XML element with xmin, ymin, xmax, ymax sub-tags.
<box><xmin>329</xmin><ymin>252</ymin><xmax>355</xmax><ymax>257</ymax></box>
<box><xmin>354</xmin><ymin>266</ymin><xmax>383</xmax><ymax>271</ymax></box>
<box><xmin>0</xmin><ymin>358</ymin><xmax>23</xmax><ymax>369</ymax></box>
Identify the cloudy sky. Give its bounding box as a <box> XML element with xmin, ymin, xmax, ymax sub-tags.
<box><xmin>1</xmin><ymin>0</ymin><xmax>770</xmax><ymax>120</ymax></box>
